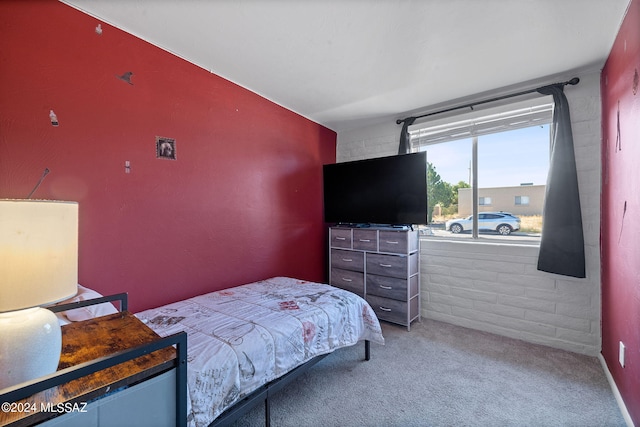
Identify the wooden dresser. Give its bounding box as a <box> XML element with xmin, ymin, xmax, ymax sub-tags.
<box><xmin>329</xmin><ymin>226</ymin><xmax>420</xmax><ymax>330</ymax></box>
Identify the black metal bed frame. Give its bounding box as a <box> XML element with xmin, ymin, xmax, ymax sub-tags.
<box><xmin>210</xmin><ymin>340</ymin><xmax>371</xmax><ymax>427</ymax></box>
<box><xmin>0</xmin><ymin>294</ymin><xmax>371</xmax><ymax>427</ymax></box>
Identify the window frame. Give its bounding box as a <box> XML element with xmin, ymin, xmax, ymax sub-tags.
<box><xmin>479</xmin><ymin>197</ymin><xmax>492</xmax><ymax>206</ymax></box>
<box><xmin>410</xmin><ymin>95</ymin><xmax>554</xmax><ymax>244</ymax></box>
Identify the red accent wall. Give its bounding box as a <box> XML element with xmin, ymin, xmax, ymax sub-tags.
<box><xmin>601</xmin><ymin>0</ymin><xmax>640</xmax><ymax>422</ymax></box>
<box><xmin>0</xmin><ymin>1</ymin><xmax>336</xmax><ymax>313</ymax></box>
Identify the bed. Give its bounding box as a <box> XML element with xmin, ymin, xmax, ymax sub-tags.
<box><xmin>3</xmin><ymin>277</ymin><xmax>384</xmax><ymax>427</ymax></box>
<box><xmin>136</xmin><ymin>276</ymin><xmax>385</xmax><ymax>427</ymax></box>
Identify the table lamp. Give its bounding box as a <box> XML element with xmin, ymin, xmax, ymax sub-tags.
<box><xmin>0</xmin><ymin>199</ymin><xmax>78</xmax><ymax>390</ymax></box>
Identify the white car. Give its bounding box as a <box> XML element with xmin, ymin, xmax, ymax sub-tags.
<box><xmin>445</xmin><ymin>212</ymin><xmax>521</xmax><ymax>235</ymax></box>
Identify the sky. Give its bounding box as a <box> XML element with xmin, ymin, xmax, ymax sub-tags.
<box><xmin>423</xmin><ymin>124</ymin><xmax>550</xmax><ymax>188</ymax></box>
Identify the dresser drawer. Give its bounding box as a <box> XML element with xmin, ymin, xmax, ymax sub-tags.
<box><xmin>366</xmin><ymin>253</ymin><xmax>408</xmax><ymax>279</ymax></box>
<box><xmin>367</xmin><ymin>274</ymin><xmax>406</xmax><ymax>300</ymax></box>
<box><xmin>330</xmin><ymin>268</ymin><xmax>364</xmax><ymax>297</ymax></box>
<box><xmin>331</xmin><ymin>249</ymin><xmax>364</xmax><ymax>272</ymax></box>
<box><xmin>367</xmin><ymin>295</ymin><xmax>408</xmax><ymax>325</ymax></box>
<box><xmin>330</xmin><ymin>228</ymin><xmax>352</xmax><ymax>249</ymax></box>
<box><xmin>353</xmin><ymin>229</ymin><xmax>377</xmax><ymax>251</ymax></box>
<box><xmin>378</xmin><ymin>230</ymin><xmax>408</xmax><ymax>253</ymax></box>
<box><xmin>367</xmin><ymin>274</ymin><xmax>419</xmax><ymax>301</ymax></box>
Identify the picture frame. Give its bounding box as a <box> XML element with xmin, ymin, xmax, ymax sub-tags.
<box><xmin>156</xmin><ymin>136</ymin><xmax>176</xmax><ymax>160</ymax></box>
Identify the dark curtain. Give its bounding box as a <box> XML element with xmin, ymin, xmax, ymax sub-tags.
<box><xmin>536</xmin><ymin>84</ymin><xmax>585</xmax><ymax>278</ymax></box>
<box><xmin>398</xmin><ymin>117</ymin><xmax>416</xmax><ymax>154</ymax></box>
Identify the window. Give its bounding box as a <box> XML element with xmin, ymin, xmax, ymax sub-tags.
<box><xmin>410</xmin><ymin>95</ymin><xmax>553</xmax><ymax>243</ymax></box>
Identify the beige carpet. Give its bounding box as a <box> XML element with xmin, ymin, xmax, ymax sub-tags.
<box><xmin>230</xmin><ymin>319</ymin><xmax>625</xmax><ymax>427</ymax></box>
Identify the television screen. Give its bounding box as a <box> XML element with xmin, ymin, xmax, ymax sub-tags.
<box><xmin>323</xmin><ymin>152</ymin><xmax>427</xmax><ymax>226</ymax></box>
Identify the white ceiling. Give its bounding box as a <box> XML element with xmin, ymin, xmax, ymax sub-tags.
<box><xmin>63</xmin><ymin>0</ymin><xmax>630</xmax><ymax>132</ymax></box>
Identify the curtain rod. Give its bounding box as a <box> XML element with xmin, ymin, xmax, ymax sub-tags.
<box><xmin>396</xmin><ymin>77</ymin><xmax>580</xmax><ymax>125</ymax></box>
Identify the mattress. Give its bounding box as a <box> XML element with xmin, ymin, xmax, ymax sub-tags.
<box><xmin>135</xmin><ymin>277</ymin><xmax>385</xmax><ymax>427</ymax></box>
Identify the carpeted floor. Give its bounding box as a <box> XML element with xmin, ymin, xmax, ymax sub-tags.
<box><xmin>231</xmin><ymin>319</ymin><xmax>626</xmax><ymax>427</ymax></box>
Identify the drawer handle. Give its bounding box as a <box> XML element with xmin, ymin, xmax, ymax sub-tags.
<box><xmin>359</xmin><ymin>239</ymin><xmax>371</xmax><ymax>242</ymax></box>
<box><xmin>379</xmin><ymin>263</ymin><xmax>393</xmax><ymax>268</ymax></box>
<box><xmin>378</xmin><ymin>306</ymin><xmax>392</xmax><ymax>312</ymax></box>
<box><xmin>341</xmin><ymin>278</ymin><xmax>353</xmax><ymax>282</ymax></box>
<box><xmin>336</xmin><ymin>236</ymin><xmax>346</xmax><ymax>241</ymax></box>
<box><xmin>379</xmin><ymin>285</ymin><xmax>393</xmax><ymax>290</ymax></box>
<box><xmin>385</xmin><ymin>241</ymin><xmax>399</xmax><ymax>244</ymax></box>
<box><xmin>341</xmin><ymin>258</ymin><xmax>353</xmax><ymax>262</ymax></box>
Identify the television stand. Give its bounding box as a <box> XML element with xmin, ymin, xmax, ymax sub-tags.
<box><xmin>328</xmin><ymin>226</ymin><xmax>421</xmax><ymax>331</ymax></box>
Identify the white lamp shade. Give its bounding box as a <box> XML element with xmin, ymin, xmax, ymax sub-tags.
<box><xmin>0</xmin><ymin>200</ymin><xmax>78</xmax><ymax>312</ymax></box>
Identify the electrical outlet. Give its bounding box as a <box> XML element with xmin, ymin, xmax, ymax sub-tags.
<box><xmin>619</xmin><ymin>341</ymin><xmax>625</xmax><ymax>368</ymax></box>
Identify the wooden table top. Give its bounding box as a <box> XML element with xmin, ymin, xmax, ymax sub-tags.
<box><xmin>0</xmin><ymin>311</ymin><xmax>176</xmax><ymax>427</ymax></box>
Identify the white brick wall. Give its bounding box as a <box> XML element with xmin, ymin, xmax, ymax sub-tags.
<box><xmin>421</xmin><ymin>240</ymin><xmax>600</xmax><ymax>355</ymax></box>
<box><xmin>336</xmin><ymin>70</ymin><xmax>602</xmax><ymax>356</ymax></box>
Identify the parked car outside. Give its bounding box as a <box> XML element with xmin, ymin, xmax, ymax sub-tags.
<box><xmin>445</xmin><ymin>212</ymin><xmax>521</xmax><ymax>235</ymax></box>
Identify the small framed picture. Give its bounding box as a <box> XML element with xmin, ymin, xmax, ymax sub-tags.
<box><xmin>156</xmin><ymin>136</ymin><xmax>176</xmax><ymax>160</ymax></box>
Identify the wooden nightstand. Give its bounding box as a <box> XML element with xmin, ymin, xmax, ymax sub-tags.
<box><xmin>0</xmin><ymin>311</ymin><xmax>186</xmax><ymax>427</ymax></box>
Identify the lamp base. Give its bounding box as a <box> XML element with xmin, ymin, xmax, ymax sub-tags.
<box><xmin>0</xmin><ymin>307</ymin><xmax>62</xmax><ymax>390</ymax></box>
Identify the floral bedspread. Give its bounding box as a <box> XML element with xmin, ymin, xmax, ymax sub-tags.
<box><xmin>135</xmin><ymin>277</ymin><xmax>385</xmax><ymax>427</ymax></box>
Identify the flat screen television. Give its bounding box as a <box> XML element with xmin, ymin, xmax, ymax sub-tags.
<box><xmin>323</xmin><ymin>152</ymin><xmax>427</xmax><ymax>226</ymax></box>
